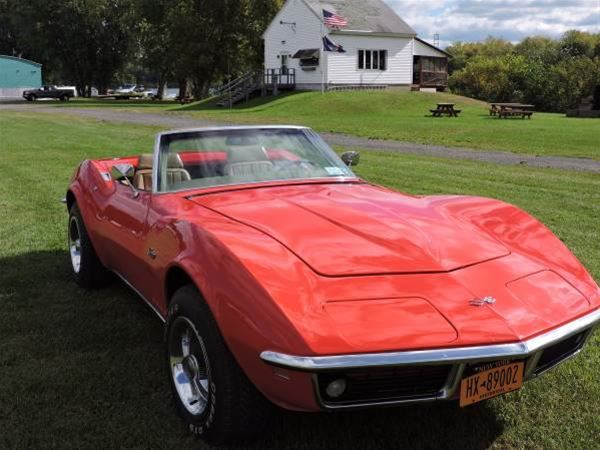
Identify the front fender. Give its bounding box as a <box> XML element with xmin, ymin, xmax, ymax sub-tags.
<box><xmin>454</xmin><ymin>197</ymin><xmax>599</xmax><ymax>304</ymax></box>
<box><xmin>161</xmin><ymin>214</ymin><xmax>320</xmax><ymax>411</ymax></box>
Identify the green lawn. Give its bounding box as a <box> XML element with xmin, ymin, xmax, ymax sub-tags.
<box><xmin>0</xmin><ymin>112</ymin><xmax>598</xmax><ymax>448</ymax></box>
<box><xmin>55</xmin><ymin>90</ymin><xmax>600</xmax><ymax>159</ymax></box>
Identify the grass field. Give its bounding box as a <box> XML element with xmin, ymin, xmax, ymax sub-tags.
<box><xmin>0</xmin><ymin>111</ymin><xmax>599</xmax><ymax>449</ymax></box>
<box><xmin>55</xmin><ymin>90</ymin><xmax>600</xmax><ymax>159</ymax></box>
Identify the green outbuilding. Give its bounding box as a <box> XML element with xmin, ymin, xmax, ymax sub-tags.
<box><xmin>0</xmin><ymin>55</ymin><xmax>42</xmax><ymax>97</ymax></box>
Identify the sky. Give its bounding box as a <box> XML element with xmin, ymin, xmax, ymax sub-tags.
<box><xmin>386</xmin><ymin>0</ymin><xmax>600</xmax><ymax>47</ymax></box>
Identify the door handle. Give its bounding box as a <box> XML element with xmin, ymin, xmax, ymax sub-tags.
<box><xmin>147</xmin><ymin>248</ymin><xmax>158</xmax><ymax>260</ymax></box>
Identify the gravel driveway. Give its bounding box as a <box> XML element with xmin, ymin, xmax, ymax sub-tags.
<box><xmin>3</xmin><ymin>102</ymin><xmax>600</xmax><ymax>174</ymax></box>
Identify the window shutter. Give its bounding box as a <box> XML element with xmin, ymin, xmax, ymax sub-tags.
<box><xmin>358</xmin><ymin>50</ymin><xmax>364</xmax><ymax>69</ymax></box>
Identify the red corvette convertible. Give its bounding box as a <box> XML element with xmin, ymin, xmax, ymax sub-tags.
<box><xmin>66</xmin><ymin>126</ymin><xmax>600</xmax><ymax>443</ymax></box>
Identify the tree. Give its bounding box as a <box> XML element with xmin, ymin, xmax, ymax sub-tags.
<box><xmin>449</xmin><ymin>54</ymin><xmax>528</xmax><ymax>103</ymax></box>
<box><xmin>137</xmin><ymin>0</ymin><xmax>174</xmax><ymax>98</ymax></box>
<box><xmin>9</xmin><ymin>0</ymin><xmax>138</xmax><ymax>95</ymax></box>
<box><xmin>552</xmin><ymin>56</ymin><xmax>600</xmax><ymax>110</ymax></box>
<box><xmin>514</xmin><ymin>36</ymin><xmax>560</xmax><ymax>65</ymax></box>
<box><xmin>0</xmin><ymin>0</ymin><xmax>18</xmax><ymax>55</ymax></box>
<box><xmin>446</xmin><ymin>37</ymin><xmax>513</xmax><ymax>74</ymax></box>
<box><xmin>447</xmin><ymin>31</ymin><xmax>600</xmax><ymax>112</ymax></box>
<box><xmin>144</xmin><ymin>0</ymin><xmax>283</xmax><ymax>99</ymax></box>
<box><xmin>560</xmin><ymin>30</ymin><xmax>597</xmax><ymax>58</ymax></box>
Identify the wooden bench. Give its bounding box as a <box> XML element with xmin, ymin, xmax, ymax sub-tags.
<box><xmin>491</xmin><ymin>103</ymin><xmax>535</xmax><ymax>119</ymax></box>
<box><xmin>498</xmin><ymin>109</ymin><xmax>533</xmax><ymax>119</ymax></box>
<box><xmin>430</xmin><ymin>103</ymin><xmax>461</xmax><ymax>117</ymax></box>
<box><xmin>177</xmin><ymin>96</ymin><xmax>194</xmax><ymax>105</ymax></box>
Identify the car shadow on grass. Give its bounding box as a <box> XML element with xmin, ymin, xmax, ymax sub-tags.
<box><xmin>244</xmin><ymin>401</ymin><xmax>502</xmax><ymax>450</ymax></box>
<box><xmin>0</xmin><ymin>250</ymin><xmax>503</xmax><ymax>448</ymax></box>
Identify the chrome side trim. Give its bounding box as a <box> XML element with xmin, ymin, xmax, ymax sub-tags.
<box><xmin>113</xmin><ymin>271</ymin><xmax>166</xmax><ymax>323</ymax></box>
<box><xmin>260</xmin><ymin>308</ymin><xmax>600</xmax><ymax>371</ymax></box>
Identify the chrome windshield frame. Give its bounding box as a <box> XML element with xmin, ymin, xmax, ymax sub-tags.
<box><xmin>151</xmin><ymin>126</ymin><xmax>354</xmax><ymax>195</ymax></box>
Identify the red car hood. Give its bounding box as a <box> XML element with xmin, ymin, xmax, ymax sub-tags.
<box><xmin>191</xmin><ymin>182</ymin><xmax>510</xmax><ymax>277</ymax></box>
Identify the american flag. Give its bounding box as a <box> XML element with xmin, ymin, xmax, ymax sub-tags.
<box><xmin>323</xmin><ymin>9</ymin><xmax>348</xmax><ymax>28</ymax></box>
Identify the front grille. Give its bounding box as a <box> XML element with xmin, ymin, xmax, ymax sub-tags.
<box><xmin>317</xmin><ymin>365</ymin><xmax>452</xmax><ymax>406</ymax></box>
<box><xmin>534</xmin><ymin>331</ymin><xmax>588</xmax><ymax>375</ymax></box>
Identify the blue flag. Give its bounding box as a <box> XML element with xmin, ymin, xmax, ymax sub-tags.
<box><xmin>323</xmin><ymin>36</ymin><xmax>346</xmax><ymax>53</ymax></box>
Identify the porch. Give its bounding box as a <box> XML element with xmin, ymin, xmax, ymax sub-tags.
<box><xmin>216</xmin><ymin>68</ymin><xmax>296</xmax><ymax>107</ymax></box>
<box><xmin>413</xmin><ymin>56</ymin><xmax>448</xmax><ymax>90</ymax></box>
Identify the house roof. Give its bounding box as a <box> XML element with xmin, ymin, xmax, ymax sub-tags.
<box><xmin>415</xmin><ymin>37</ymin><xmax>452</xmax><ymax>57</ymax></box>
<box><xmin>305</xmin><ymin>0</ymin><xmax>417</xmax><ymax>36</ymax></box>
<box><xmin>0</xmin><ymin>55</ymin><xmax>42</xmax><ymax>67</ymax></box>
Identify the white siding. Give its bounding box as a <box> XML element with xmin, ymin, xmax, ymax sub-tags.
<box><xmin>326</xmin><ymin>34</ymin><xmax>413</xmax><ymax>85</ymax></box>
<box><xmin>263</xmin><ymin>0</ymin><xmax>326</xmax><ymax>87</ymax></box>
<box><xmin>414</xmin><ymin>39</ymin><xmax>447</xmax><ymax>58</ymax></box>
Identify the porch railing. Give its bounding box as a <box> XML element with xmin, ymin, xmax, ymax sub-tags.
<box><xmin>420</xmin><ymin>71</ymin><xmax>448</xmax><ymax>86</ymax></box>
<box><xmin>264</xmin><ymin>68</ymin><xmax>296</xmax><ymax>87</ymax></box>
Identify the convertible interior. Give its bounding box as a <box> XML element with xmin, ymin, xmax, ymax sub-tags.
<box><xmin>133</xmin><ymin>153</ymin><xmax>192</xmax><ymax>191</ymax></box>
<box><xmin>129</xmin><ymin>141</ymin><xmax>324</xmax><ymax>192</ymax></box>
<box><xmin>95</xmin><ymin>130</ymin><xmax>351</xmax><ymax>193</ymax></box>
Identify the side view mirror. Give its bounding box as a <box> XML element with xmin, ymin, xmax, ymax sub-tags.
<box><xmin>111</xmin><ymin>163</ymin><xmax>139</xmax><ymax>198</ymax></box>
<box><xmin>341</xmin><ymin>151</ymin><xmax>360</xmax><ymax>167</ymax></box>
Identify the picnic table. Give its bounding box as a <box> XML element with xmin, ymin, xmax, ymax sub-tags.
<box><xmin>490</xmin><ymin>103</ymin><xmax>535</xmax><ymax>119</ymax></box>
<box><xmin>177</xmin><ymin>96</ymin><xmax>194</xmax><ymax>105</ymax></box>
<box><xmin>430</xmin><ymin>103</ymin><xmax>461</xmax><ymax>117</ymax></box>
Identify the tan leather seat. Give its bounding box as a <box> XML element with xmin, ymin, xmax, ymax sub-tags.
<box><xmin>225</xmin><ymin>136</ymin><xmax>273</xmax><ymax>177</ymax></box>
<box><xmin>134</xmin><ymin>153</ymin><xmax>191</xmax><ymax>191</ymax></box>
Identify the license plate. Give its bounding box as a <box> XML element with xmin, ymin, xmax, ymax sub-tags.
<box><xmin>460</xmin><ymin>361</ymin><xmax>524</xmax><ymax>407</ymax></box>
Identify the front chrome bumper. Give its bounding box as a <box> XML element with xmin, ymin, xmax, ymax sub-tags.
<box><xmin>260</xmin><ymin>308</ymin><xmax>600</xmax><ymax>409</ymax></box>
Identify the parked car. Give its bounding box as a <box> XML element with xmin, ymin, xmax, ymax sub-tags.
<box><xmin>56</xmin><ymin>86</ymin><xmax>78</xmax><ymax>97</ymax></box>
<box><xmin>65</xmin><ymin>126</ymin><xmax>600</xmax><ymax>444</ymax></box>
<box><xmin>23</xmin><ymin>85</ymin><xmax>74</xmax><ymax>101</ymax></box>
<box><xmin>141</xmin><ymin>88</ymin><xmax>158</xmax><ymax>98</ymax></box>
<box><xmin>115</xmin><ymin>84</ymin><xmax>145</xmax><ymax>94</ymax></box>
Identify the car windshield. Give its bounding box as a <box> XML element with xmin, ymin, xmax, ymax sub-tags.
<box><xmin>156</xmin><ymin>128</ymin><xmax>356</xmax><ymax>192</ymax></box>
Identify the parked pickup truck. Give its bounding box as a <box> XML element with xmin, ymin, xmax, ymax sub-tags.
<box><xmin>23</xmin><ymin>85</ymin><xmax>74</xmax><ymax>102</ymax></box>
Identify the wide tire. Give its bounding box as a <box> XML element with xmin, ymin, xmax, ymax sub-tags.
<box><xmin>165</xmin><ymin>285</ymin><xmax>271</xmax><ymax>444</ymax></box>
<box><xmin>68</xmin><ymin>203</ymin><xmax>109</xmax><ymax>289</ymax></box>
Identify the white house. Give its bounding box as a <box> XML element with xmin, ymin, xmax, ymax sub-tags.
<box><xmin>263</xmin><ymin>0</ymin><xmax>450</xmax><ymax>91</ymax></box>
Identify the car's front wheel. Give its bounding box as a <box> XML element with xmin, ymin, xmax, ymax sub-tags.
<box><xmin>165</xmin><ymin>285</ymin><xmax>271</xmax><ymax>444</ymax></box>
<box><xmin>68</xmin><ymin>203</ymin><xmax>109</xmax><ymax>289</ymax></box>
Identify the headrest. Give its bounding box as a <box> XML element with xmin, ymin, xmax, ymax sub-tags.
<box><xmin>138</xmin><ymin>153</ymin><xmax>184</xmax><ymax>170</ymax></box>
<box><xmin>138</xmin><ymin>154</ymin><xmax>154</xmax><ymax>170</ymax></box>
<box><xmin>167</xmin><ymin>153</ymin><xmax>185</xmax><ymax>169</ymax></box>
<box><xmin>227</xmin><ymin>146</ymin><xmax>269</xmax><ymax>164</ymax></box>
<box><xmin>225</xmin><ymin>135</ymin><xmax>260</xmax><ymax>146</ymax></box>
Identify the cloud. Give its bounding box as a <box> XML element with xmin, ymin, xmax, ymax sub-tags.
<box><xmin>386</xmin><ymin>0</ymin><xmax>600</xmax><ymax>47</ymax></box>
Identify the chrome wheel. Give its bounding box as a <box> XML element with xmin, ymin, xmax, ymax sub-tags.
<box><xmin>68</xmin><ymin>216</ymin><xmax>82</xmax><ymax>274</ymax></box>
<box><xmin>169</xmin><ymin>317</ymin><xmax>211</xmax><ymax>416</ymax></box>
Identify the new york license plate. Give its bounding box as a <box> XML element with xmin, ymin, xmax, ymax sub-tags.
<box><xmin>460</xmin><ymin>361</ymin><xmax>524</xmax><ymax>407</ymax></box>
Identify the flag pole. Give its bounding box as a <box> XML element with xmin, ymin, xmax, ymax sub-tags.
<box><xmin>321</xmin><ymin>18</ymin><xmax>325</xmax><ymax>95</ymax></box>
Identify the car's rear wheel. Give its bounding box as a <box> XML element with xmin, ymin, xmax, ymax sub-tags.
<box><xmin>60</xmin><ymin>95</ymin><xmax>69</xmax><ymax>102</ymax></box>
<box><xmin>68</xmin><ymin>203</ymin><xmax>109</xmax><ymax>289</ymax></box>
<box><xmin>166</xmin><ymin>285</ymin><xmax>271</xmax><ymax>444</ymax></box>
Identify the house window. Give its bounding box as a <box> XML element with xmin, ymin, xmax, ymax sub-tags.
<box><xmin>358</xmin><ymin>50</ymin><xmax>387</xmax><ymax>71</ymax></box>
